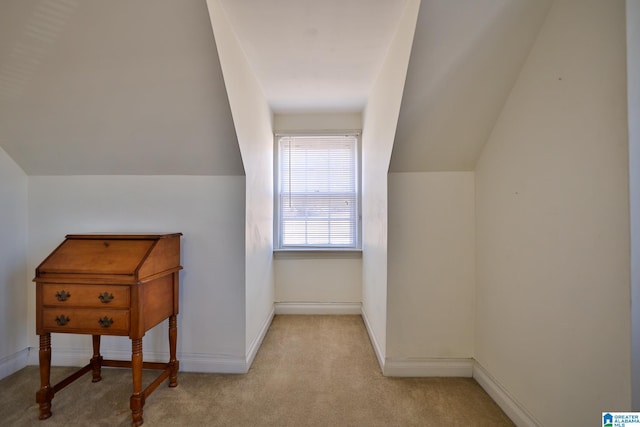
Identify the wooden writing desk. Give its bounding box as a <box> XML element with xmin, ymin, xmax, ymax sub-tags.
<box><xmin>34</xmin><ymin>233</ymin><xmax>182</xmax><ymax>426</ymax></box>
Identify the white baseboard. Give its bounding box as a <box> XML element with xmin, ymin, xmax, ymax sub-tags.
<box><xmin>28</xmin><ymin>347</ymin><xmax>91</xmax><ymax>367</ymax></box>
<box><xmin>27</xmin><ymin>347</ymin><xmax>249</xmax><ymax>374</ymax></box>
<box><xmin>0</xmin><ymin>348</ymin><xmax>29</xmax><ymax>380</ymax></box>
<box><xmin>179</xmin><ymin>353</ymin><xmax>247</xmax><ymax>374</ymax></box>
<box><xmin>274</xmin><ymin>302</ymin><xmax>362</xmax><ymax>315</ymax></box>
<box><xmin>384</xmin><ymin>357</ymin><xmax>474</xmax><ymax>377</ymax></box>
<box><xmin>23</xmin><ymin>309</ymin><xmax>276</xmax><ymax>375</ymax></box>
<box><xmin>473</xmin><ymin>361</ymin><xmax>541</xmax><ymax>427</ymax></box>
<box><xmin>245</xmin><ymin>306</ymin><xmax>275</xmax><ymax>371</ymax></box>
<box><xmin>26</xmin><ymin>346</ymin><xmax>169</xmax><ymax>367</ymax></box>
<box><xmin>360</xmin><ymin>307</ymin><xmax>385</xmax><ymax>371</ymax></box>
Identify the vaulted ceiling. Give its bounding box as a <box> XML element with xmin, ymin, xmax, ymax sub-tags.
<box><xmin>390</xmin><ymin>0</ymin><xmax>551</xmax><ymax>172</ymax></box>
<box><xmin>0</xmin><ymin>0</ymin><xmax>552</xmax><ymax>175</ymax></box>
<box><xmin>0</xmin><ymin>0</ymin><xmax>243</xmax><ymax>175</ymax></box>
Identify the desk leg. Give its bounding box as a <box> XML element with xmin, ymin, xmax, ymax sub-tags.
<box><xmin>168</xmin><ymin>315</ymin><xmax>178</xmax><ymax>387</ymax></box>
<box><xmin>90</xmin><ymin>335</ymin><xmax>103</xmax><ymax>383</ymax></box>
<box><xmin>130</xmin><ymin>338</ymin><xmax>144</xmax><ymax>427</ymax></box>
<box><xmin>36</xmin><ymin>333</ymin><xmax>53</xmax><ymax>420</ymax></box>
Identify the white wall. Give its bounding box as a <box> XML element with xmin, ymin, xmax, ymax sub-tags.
<box><xmin>0</xmin><ymin>147</ymin><xmax>28</xmax><ymax>378</ymax></box>
<box><xmin>628</xmin><ymin>0</ymin><xmax>640</xmax><ymax>411</ymax></box>
<box><xmin>274</xmin><ymin>113</ymin><xmax>362</xmax><ymax>133</ymax></box>
<box><xmin>27</xmin><ymin>176</ymin><xmax>248</xmax><ymax>372</ymax></box>
<box><xmin>361</xmin><ymin>0</ymin><xmax>420</xmax><ymax>368</ymax></box>
<box><xmin>207</xmin><ymin>0</ymin><xmax>275</xmax><ymax>363</ymax></box>
<box><xmin>387</xmin><ymin>172</ymin><xmax>474</xmax><ymax>363</ymax></box>
<box><xmin>475</xmin><ymin>1</ymin><xmax>630</xmax><ymax>424</ymax></box>
<box><xmin>274</xmin><ymin>254</ymin><xmax>362</xmax><ymax>305</ymax></box>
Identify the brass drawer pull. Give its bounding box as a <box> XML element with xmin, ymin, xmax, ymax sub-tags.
<box><xmin>98</xmin><ymin>317</ymin><xmax>114</xmax><ymax>328</ymax></box>
<box><xmin>55</xmin><ymin>290</ymin><xmax>70</xmax><ymax>302</ymax></box>
<box><xmin>55</xmin><ymin>315</ymin><xmax>70</xmax><ymax>326</ymax></box>
<box><xmin>98</xmin><ymin>292</ymin><xmax>114</xmax><ymax>304</ymax></box>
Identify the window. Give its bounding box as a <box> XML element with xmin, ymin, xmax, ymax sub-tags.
<box><xmin>275</xmin><ymin>134</ymin><xmax>360</xmax><ymax>250</ymax></box>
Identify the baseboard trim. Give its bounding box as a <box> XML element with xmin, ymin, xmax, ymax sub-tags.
<box><xmin>27</xmin><ymin>347</ymin><xmax>167</xmax><ymax>367</ymax></box>
<box><xmin>274</xmin><ymin>302</ymin><xmax>362</xmax><ymax>315</ymax></box>
<box><xmin>27</xmin><ymin>347</ymin><xmax>80</xmax><ymax>367</ymax></box>
<box><xmin>360</xmin><ymin>307</ymin><xmax>385</xmax><ymax>371</ymax></box>
<box><xmin>27</xmin><ymin>348</ymin><xmax>248</xmax><ymax>374</ymax></box>
<box><xmin>23</xmin><ymin>309</ymin><xmax>276</xmax><ymax>375</ymax></box>
<box><xmin>384</xmin><ymin>357</ymin><xmax>474</xmax><ymax>377</ymax></box>
<box><xmin>473</xmin><ymin>361</ymin><xmax>541</xmax><ymax>427</ymax></box>
<box><xmin>0</xmin><ymin>348</ymin><xmax>29</xmax><ymax>380</ymax></box>
<box><xmin>245</xmin><ymin>306</ymin><xmax>275</xmax><ymax>371</ymax></box>
<box><xmin>179</xmin><ymin>353</ymin><xmax>247</xmax><ymax>374</ymax></box>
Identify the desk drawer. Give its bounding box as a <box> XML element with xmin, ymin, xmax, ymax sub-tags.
<box><xmin>42</xmin><ymin>308</ymin><xmax>130</xmax><ymax>335</ymax></box>
<box><xmin>42</xmin><ymin>284</ymin><xmax>130</xmax><ymax>308</ymax></box>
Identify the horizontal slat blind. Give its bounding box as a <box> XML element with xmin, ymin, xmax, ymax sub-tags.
<box><xmin>278</xmin><ymin>135</ymin><xmax>358</xmax><ymax>248</ymax></box>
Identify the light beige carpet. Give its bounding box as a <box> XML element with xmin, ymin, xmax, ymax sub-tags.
<box><xmin>0</xmin><ymin>315</ymin><xmax>514</xmax><ymax>426</ymax></box>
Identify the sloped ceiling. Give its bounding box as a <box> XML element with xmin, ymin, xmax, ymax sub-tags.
<box><xmin>390</xmin><ymin>0</ymin><xmax>552</xmax><ymax>172</ymax></box>
<box><xmin>0</xmin><ymin>0</ymin><xmax>554</xmax><ymax>175</ymax></box>
<box><xmin>218</xmin><ymin>0</ymin><xmax>408</xmax><ymax>114</ymax></box>
<box><xmin>0</xmin><ymin>0</ymin><xmax>244</xmax><ymax>175</ymax></box>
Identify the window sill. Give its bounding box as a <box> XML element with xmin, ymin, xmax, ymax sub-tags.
<box><xmin>273</xmin><ymin>248</ymin><xmax>362</xmax><ymax>260</ymax></box>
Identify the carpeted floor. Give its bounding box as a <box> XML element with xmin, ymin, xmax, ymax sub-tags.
<box><xmin>0</xmin><ymin>315</ymin><xmax>514</xmax><ymax>426</ymax></box>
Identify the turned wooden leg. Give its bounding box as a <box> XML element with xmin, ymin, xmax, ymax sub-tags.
<box><xmin>168</xmin><ymin>315</ymin><xmax>178</xmax><ymax>387</ymax></box>
<box><xmin>130</xmin><ymin>338</ymin><xmax>144</xmax><ymax>427</ymax></box>
<box><xmin>90</xmin><ymin>335</ymin><xmax>103</xmax><ymax>383</ymax></box>
<box><xmin>36</xmin><ymin>334</ymin><xmax>53</xmax><ymax>420</ymax></box>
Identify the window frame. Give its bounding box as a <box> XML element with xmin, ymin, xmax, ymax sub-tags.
<box><xmin>273</xmin><ymin>131</ymin><xmax>362</xmax><ymax>252</ymax></box>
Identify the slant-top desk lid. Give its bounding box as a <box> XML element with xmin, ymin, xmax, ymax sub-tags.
<box><xmin>34</xmin><ymin>233</ymin><xmax>183</xmax><ymax>285</ymax></box>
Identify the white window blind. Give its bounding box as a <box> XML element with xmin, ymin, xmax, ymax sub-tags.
<box><xmin>277</xmin><ymin>134</ymin><xmax>359</xmax><ymax>249</ymax></box>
